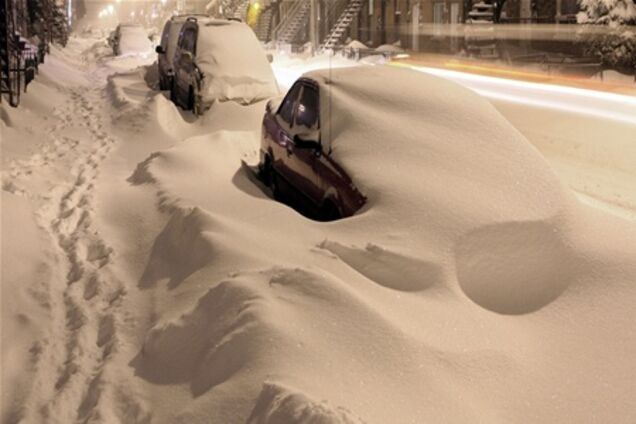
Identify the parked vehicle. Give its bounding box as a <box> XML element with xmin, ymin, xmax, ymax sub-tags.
<box><xmin>108</xmin><ymin>23</ymin><xmax>152</xmax><ymax>57</ymax></box>
<box><xmin>258</xmin><ymin>76</ymin><xmax>366</xmax><ymax>220</ymax></box>
<box><xmin>156</xmin><ymin>15</ymin><xmax>210</xmax><ymax>91</ymax></box>
<box><xmin>171</xmin><ymin>18</ymin><xmax>278</xmax><ymax>114</ymax></box>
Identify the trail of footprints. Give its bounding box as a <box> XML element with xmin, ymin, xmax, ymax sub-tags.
<box><xmin>6</xmin><ymin>87</ymin><xmax>130</xmax><ymax>422</ymax></box>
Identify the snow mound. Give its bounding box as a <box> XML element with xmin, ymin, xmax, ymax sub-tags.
<box><xmin>133</xmin><ymin>276</ymin><xmax>263</xmax><ymax>396</ymax></box>
<box><xmin>131</xmin><ymin>123</ymin><xmax>636</xmax><ymax>422</ymax></box>
<box><xmin>138</xmin><ymin>207</ymin><xmax>216</xmax><ymax>288</ymax></box>
<box><xmin>455</xmin><ymin>220</ymin><xmax>574</xmax><ymax>314</ymax></box>
<box><xmin>248</xmin><ymin>382</ymin><xmax>366</xmax><ymax>424</ymax></box>
<box><xmin>320</xmin><ymin>240</ymin><xmax>441</xmax><ymax>292</ymax></box>
<box><xmin>345</xmin><ymin>40</ymin><xmax>369</xmax><ymax>50</ymax></box>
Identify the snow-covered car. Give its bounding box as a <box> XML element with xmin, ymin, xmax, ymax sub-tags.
<box><xmin>108</xmin><ymin>23</ymin><xmax>153</xmax><ymax>57</ymax></box>
<box><xmin>170</xmin><ymin>18</ymin><xmax>278</xmax><ymax>114</ymax></box>
<box><xmin>156</xmin><ymin>15</ymin><xmax>211</xmax><ymax>91</ymax></box>
<box><xmin>259</xmin><ymin>76</ymin><xmax>366</xmax><ymax>220</ymax></box>
<box><xmin>258</xmin><ymin>65</ymin><xmax>571</xmax><ymax>220</ymax></box>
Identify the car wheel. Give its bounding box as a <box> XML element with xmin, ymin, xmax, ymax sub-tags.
<box><xmin>189</xmin><ymin>86</ymin><xmax>201</xmax><ymax>115</ymax></box>
<box><xmin>260</xmin><ymin>155</ymin><xmax>273</xmax><ymax>186</ymax></box>
<box><xmin>170</xmin><ymin>80</ymin><xmax>177</xmax><ymax>103</ymax></box>
<box><xmin>320</xmin><ymin>200</ymin><xmax>341</xmax><ymax>221</ymax></box>
<box><xmin>270</xmin><ymin>171</ymin><xmax>282</xmax><ymax>201</ymax></box>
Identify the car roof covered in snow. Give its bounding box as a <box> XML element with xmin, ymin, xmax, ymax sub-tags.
<box><xmin>171</xmin><ymin>14</ymin><xmax>210</xmax><ymax>21</ymax></box>
<box><xmin>118</xmin><ymin>23</ymin><xmax>144</xmax><ymax>30</ymax></box>
<box><xmin>303</xmin><ymin>65</ymin><xmax>568</xmax><ymax>221</ymax></box>
<box><xmin>195</xmin><ymin>20</ymin><xmax>279</xmax><ymax>104</ymax></box>
<box><xmin>117</xmin><ymin>24</ymin><xmax>152</xmax><ymax>55</ymax></box>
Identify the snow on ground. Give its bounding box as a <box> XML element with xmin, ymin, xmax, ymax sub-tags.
<box><xmin>2</xmin><ymin>33</ymin><xmax>636</xmax><ymax>424</ymax></box>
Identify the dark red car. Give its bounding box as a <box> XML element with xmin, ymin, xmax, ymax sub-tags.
<box><xmin>259</xmin><ymin>77</ymin><xmax>366</xmax><ymax>220</ymax></box>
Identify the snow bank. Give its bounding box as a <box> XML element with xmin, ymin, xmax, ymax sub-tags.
<box><xmin>131</xmin><ymin>100</ymin><xmax>636</xmax><ymax>422</ymax></box>
<box><xmin>248</xmin><ymin>383</ymin><xmax>365</xmax><ymax>424</ymax></box>
<box><xmin>1</xmin><ymin>193</ymin><xmax>51</xmax><ymax>423</ymax></box>
<box><xmin>122</xmin><ymin>59</ymin><xmax>636</xmax><ymax>422</ymax></box>
<box><xmin>196</xmin><ymin>20</ymin><xmax>279</xmax><ymax>104</ymax></box>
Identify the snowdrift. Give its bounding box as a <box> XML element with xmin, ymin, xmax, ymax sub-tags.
<box><xmin>130</xmin><ymin>74</ymin><xmax>636</xmax><ymax>421</ymax></box>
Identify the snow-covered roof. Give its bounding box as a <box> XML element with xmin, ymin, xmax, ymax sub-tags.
<box><xmin>375</xmin><ymin>44</ymin><xmax>404</xmax><ymax>53</ymax></box>
<box><xmin>195</xmin><ymin>20</ymin><xmax>279</xmax><ymax>104</ymax></box>
<box><xmin>345</xmin><ymin>40</ymin><xmax>370</xmax><ymax>50</ymax></box>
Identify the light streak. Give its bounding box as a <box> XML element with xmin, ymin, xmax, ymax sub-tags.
<box><xmin>397</xmin><ymin>63</ymin><xmax>636</xmax><ymax>125</ymax></box>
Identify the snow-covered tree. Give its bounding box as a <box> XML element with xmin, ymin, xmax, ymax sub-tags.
<box><xmin>577</xmin><ymin>0</ymin><xmax>636</xmax><ymax>25</ymax></box>
<box><xmin>50</xmin><ymin>1</ymin><xmax>70</xmax><ymax>46</ymax></box>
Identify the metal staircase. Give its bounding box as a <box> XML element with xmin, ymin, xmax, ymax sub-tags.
<box><xmin>321</xmin><ymin>0</ymin><xmax>362</xmax><ymax>51</ymax></box>
<box><xmin>229</xmin><ymin>0</ymin><xmax>250</xmax><ymax>21</ymax></box>
<box><xmin>255</xmin><ymin>5</ymin><xmax>274</xmax><ymax>42</ymax></box>
<box><xmin>215</xmin><ymin>0</ymin><xmax>249</xmax><ymax>21</ymax></box>
<box><xmin>467</xmin><ymin>1</ymin><xmax>495</xmax><ymax>23</ymax></box>
<box><xmin>272</xmin><ymin>0</ymin><xmax>311</xmax><ymax>45</ymax></box>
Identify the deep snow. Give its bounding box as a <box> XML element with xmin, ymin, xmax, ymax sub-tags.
<box><xmin>2</xmin><ymin>33</ymin><xmax>636</xmax><ymax>424</ymax></box>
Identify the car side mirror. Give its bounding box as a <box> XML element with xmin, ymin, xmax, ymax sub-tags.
<box><xmin>294</xmin><ymin>135</ymin><xmax>321</xmax><ymax>155</ymax></box>
<box><xmin>266</xmin><ymin>99</ymin><xmax>275</xmax><ymax>114</ymax></box>
<box><xmin>181</xmin><ymin>51</ymin><xmax>193</xmax><ymax>62</ymax></box>
<box><xmin>155</xmin><ymin>45</ymin><xmax>165</xmax><ymax>54</ymax></box>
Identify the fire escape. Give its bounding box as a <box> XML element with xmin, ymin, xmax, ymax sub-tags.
<box><xmin>0</xmin><ymin>0</ymin><xmax>44</xmax><ymax>107</ymax></box>
<box><xmin>321</xmin><ymin>0</ymin><xmax>363</xmax><ymax>51</ymax></box>
<box><xmin>254</xmin><ymin>5</ymin><xmax>274</xmax><ymax>42</ymax></box>
<box><xmin>272</xmin><ymin>0</ymin><xmax>311</xmax><ymax>46</ymax></box>
<box><xmin>219</xmin><ymin>0</ymin><xmax>250</xmax><ymax>21</ymax></box>
<box><xmin>467</xmin><ymin>1</ymin><xmax>495</xmax><ymax>23</ymax></box>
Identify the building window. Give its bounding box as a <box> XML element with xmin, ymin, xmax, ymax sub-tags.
<box><xmin>433</xmin><ymin>2</ymin><xmax>445</xmax><ymax>23</ymax></box>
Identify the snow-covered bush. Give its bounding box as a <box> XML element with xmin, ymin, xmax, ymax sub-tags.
<box><xmin>584</xmin><ymin>29</ymin><xmax>636</xmax><ymax>70</ymax></box>
<box><xmin>577</xmin><ymin>0</ymin><xmax>636</xmax><ymax>26</ymax></box>
<box><xmin>577</xmin><ymin>1</ymin><xmax>636</xmax><ymax>72</ymax></box>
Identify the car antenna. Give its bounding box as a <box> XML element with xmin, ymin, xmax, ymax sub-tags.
<box><xmin>328</xmin><ymin>45</ymin><xmax>333</xmax><ymax>155</ymax></box>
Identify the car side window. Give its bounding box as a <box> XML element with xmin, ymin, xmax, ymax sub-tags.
<box><xmin>180</xmin><ymin>28</ymin><xmax>196</xmax><ymax>53</ymax></box>
<box><xmin>295</xmin><ymin>85</ymin><xmax>319</xmax><ymax>129</ymax></box>
<box><xmin>278</xmin><ymin>83</ymin><xmax>302</xmax><ymax>126</ymax></box>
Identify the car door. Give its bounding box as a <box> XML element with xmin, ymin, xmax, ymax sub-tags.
<box><xmin>270</xmin><ymin>82</ymin><xmax>302</xmax><ymax>182</ymax></box>
<box><xmin>158</xmin><ymin>21</ymin><xmax>170</xmax><ymax>75</ymax></box>
<box><xmin>284</xmin><ymin>83</ymin><xmax>324</xmax><ymax>205</ymax></box>
<box><xmin>175</xmin><ymin>26</ymin><xmax>197</xmax><ymax>100</ymax></box>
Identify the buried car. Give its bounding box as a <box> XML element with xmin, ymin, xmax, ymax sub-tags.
<box><xmin>258</xmin><ymin>65</ymin><xmax>574</xmax><ymax>222</ymax></box>
<box><xmin>156</xmin><ymin>14</ymin><xmax>210</xmax><ymax>91</ymax></box>
<box><xmin>259</xmin><ymin>77</ymin><xmax>366</xmax><ymax>220</ymax></box>
<box><xmin>171</xmin><ymin>18</ymin><xmax>278</xmax><ymax>114</ymax></box>
<box><xmin>108</xmin><ymin>23</ymin><xmax>153</xmax><ymax>57</ymax></box>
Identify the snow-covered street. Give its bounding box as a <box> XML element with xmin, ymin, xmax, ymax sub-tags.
<box><xmin>2</xmin><ymin>31</ymin><xmax>636</xmax><ymax>424</ymax></box>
